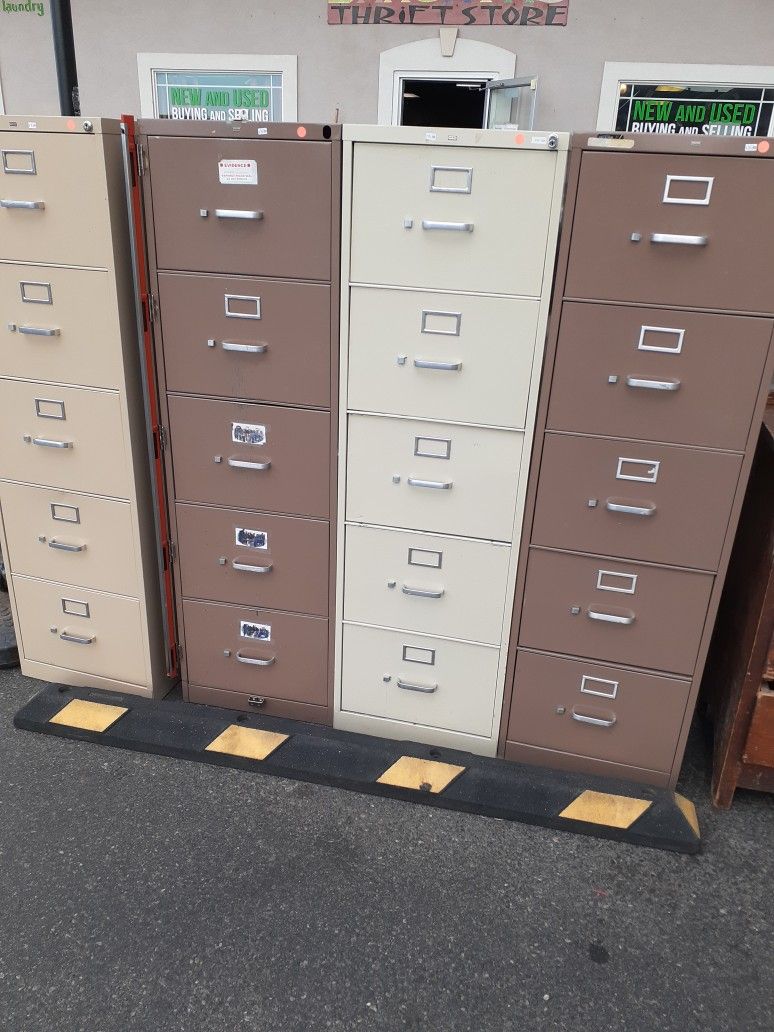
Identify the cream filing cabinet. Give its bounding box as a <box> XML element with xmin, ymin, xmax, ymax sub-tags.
<box><xmin>335</xmin><ymin>125</ymin><xmax>568</xmax><ymax>755</ymax></box>
<box><xmin>0</xmin><ymin>117</ymin><xmax>172</xmax><ymax>696</ymax></box>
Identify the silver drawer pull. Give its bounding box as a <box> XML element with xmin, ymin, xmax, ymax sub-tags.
<box><xmin>227</xmin><ymin>458</ymin><xmax>271</xmax><ymax>471</ymax></box>
<box><xmin>407</xmin><ymin>478</ymin><xmax>452</xmax><ymax>490</ymax></box>
<box><xmin>60</xmin><ymin>631</ymin><xmax>95</xmax><ymax>645</ymax></box>
<box><xmin>214</xmin><ymin>209</ymin><xmax>264</xmax><ymax>220</ymax></box>
<box><xmin>221</xmin><ymin>341</ymin><xmax>268</xmax><ymax>354</ymax></box>
<box><xmin>421</xmin><ymin>220</ymin><xmax>474</xmax><ymax>233</ymax></box>
<box><xmin>587</xmin><ymin>609</ymin><xmax>635</xmax><ymax>626</ymax></box>
<box><xmin>236</xmin><ymin>651</ymin><xmax>275</xmax><ymax>667</ymax></box>
<box><xmin>0</xmin><ymin>198</ymin><xmax>45</xmax><ymax>210</ymax></box>
<box><xmin>626</xmin><ymin>376</ymin><xmax>680</xmax><ymax>392</ymax></box>
<box><xmin>231</xmin><ymin>560</ymin><xmax>273</xmax><ymax>574</ymax></box>
<box><xmin>605</xmin><ymin>500</ymin><xmax>656</xmax><ymax>517</ymax></box>
<box><xmin>48</xmin><ymin>539</ymin><xmax>85</xmax><ymax>553</ymax></box>
<box><xmin>413</xmin><ymin>358</ymin><xmax>462</xmax><ymax>371</ymax></box>
<box><xmin>31</xmin><ymin>436</ymin><xmax>72</xmax><ymax>448</ymax></box>
<box><xmin>397</xmin><ymin>678</ymin><xmax>438</xmax><ymax>694</ymax></box>
<box><xmin>16</xmin><ymin>325</ymin><xmax>60</xmax><ymax>337</ymax></box>
<box><xmin>571</xmin><ymin>709</ymin><xmax>617</xmax><ymax>728</ymax></box>
<box><xmin>650</xmin><ymin>232</ymin><xmax>707</xmax><ymax>246</ymax></box>
<box><xmin>401</xmin><ymin>584</ymin><xmax>445</xmax><ymax>599</ymax></box>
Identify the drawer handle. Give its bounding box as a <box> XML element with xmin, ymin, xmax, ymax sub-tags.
<box><xmin>231</xmin><ymin>560</ymin><xmax>273</xmax><ymax>574</ymax></box>
<box><xmin>605</xmin><ymin>500</ymin><xmax>656</xmax><ymax>518</ymax></box>
<box><xmin>227</xmin><ymin>458</ymin><xmax>271</xmax><ymax>471</ymax></box>
<box><xmin>649</xmin><ymin>232</ymin><xmax>707</xmax><ymax>247</ymax></box>
<box><xmin>213</xmin><ymin>209</ymin><xmax>264</xmax><ymax>220</ymax></box>
<box><xmin>571</xmin><ymin>709</ymin><xmax>617</xmax><ymax>728</ymax></box>
<box><xmin>397</xmin><ymin>678</ymin><xmax>438</xmax><ymax>694</ymax></box>
<box><xmin>0</xmin><ymin>198</ymin><xmax>45</xmax><ymax>210</ymax></box>
<box><xmin>413</xmin><ymin>358</ymin><xmax>462</xmax><ymax>371</ymax></box>
<box><xmin>221</xmin><ymin>341</ymin><xmax>268</xmax><ymax>354</ymax></box>
<box><xmin>625</xmin><ymin>376</ymin><xmax>680</xmax><ymax>392</ymax></box>
<box><xmin>30</xmin><ymin>436</ymin><xmax>72</xmax><ymax>449</ymax></box>
<box><xmin>60</xmin><ymin>631</ymin><xmax>95</xmax><ymax>645</ymax></box>
<box><xmin>587</xmin><ymin>608</ymin><xmax>635</xmax><ymax>626</ymax></box>
<box><xmin>401</xmin><ymin>584</ymin><xmax>445</xmax><ymax>599</ymax></box>
<box><xmin>421</xmin><ymin>220</ymin><xmax>474</xmax><ymax>233</ymax></box>
<box><xmin>48</xmin><ymin>539</ymin><xmax>86</xmax><ymax>553</ymax></box>
<box><xmin>15</xmin><ymin>324</ymin><xmax>60</xmax><ymax>337</ymax></box>
<box><xmin>236</xmin><ymin>651</ymin><xmax>275</xmax><ymax>667</ymax></box>
<box><xmin>407</xmin><ymin>478</ymin><xmax>453</xmax><ymax>490</ymax></box>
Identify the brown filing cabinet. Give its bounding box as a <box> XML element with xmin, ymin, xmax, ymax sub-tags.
<box><xmin>0</xmin><ymin>117</ymin><xmax>172</xmax><ymax>696</ymax></box>
<box><xmin>501</xmin><ymin>133</ymin><xmax>774</xmax><ymax>788</ymax></box>
<box><xmin>135</xmin><ymin>121</ymin><xmax>340</xmax><ymax>720</ymax></box>
<box><xmin>335</xmin><ymin>125</ymin><xmax>568</xmax><ymax>756</ymax></box>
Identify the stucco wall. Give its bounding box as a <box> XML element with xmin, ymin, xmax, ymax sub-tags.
<box><xmin>0</xmin><ymin>3</ymin><xmax>58</xmax><ymax>114</ymax></box>
<box><xmin>2</xmin><ymin>2</ymin><xmax>774</xmax><ymax>127</ymax></box>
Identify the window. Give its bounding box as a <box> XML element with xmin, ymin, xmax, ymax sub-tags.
<box><xmin>598</xmin><ymin>63</ymin><xmax>774</xmax><ymax>137</ymax></box>
<box><xmin>137</xmin><ymin>53</ymin><xmax>297</xmax><ymax>121</ymax></box>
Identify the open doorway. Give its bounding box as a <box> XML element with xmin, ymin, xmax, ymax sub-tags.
<box><xmin>400</xmin><ymin>78</ymin><xmax>487</xmax><ymax>128</ymax></box>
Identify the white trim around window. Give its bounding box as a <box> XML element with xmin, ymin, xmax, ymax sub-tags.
<box><xmin>597</xmin><ymin>62</ymin><xmax>774</xmax><ymax>131</ymax></box>
<box><xmin>137</xmin><ymin>52</ymin><xmax>298</xmax><ymax>120</ymax></box>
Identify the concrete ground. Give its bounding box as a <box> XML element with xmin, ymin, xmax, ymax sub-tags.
<box><xmin>0</xmin><ymin>666</ymin><xmax>771</xmax><ymax>1032</ymax></box>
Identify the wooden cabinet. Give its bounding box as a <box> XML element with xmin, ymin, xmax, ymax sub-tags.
<box><xmin>137</xmin><ymin>120</ymin><xmax>341</xmax><ymax>719</ymax></box>
<box><xmin>335</xmin><ymin>125</ymin><xmax>568</xmax><ymax>756</ymax></box>
<box><xmin>502</xmin><ymin>134</ymin><xmax>774</xmax><ymax>788</ymax></box>
<box><xmin>0</xmin><ymin>116</ymin><xmax>171</xmax><ymax>698</ymax></box>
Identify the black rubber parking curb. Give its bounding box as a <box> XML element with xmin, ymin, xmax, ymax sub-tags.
<box><xmin>14</xmin><ymin>683</ymin><xmax>700</xmax><ymax>854</ymax></box>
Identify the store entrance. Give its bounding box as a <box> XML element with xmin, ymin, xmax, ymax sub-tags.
<box><xmin>399</xmin><ymin>78</ymin><xmax>487</xmax><ymax>128</ymax></box>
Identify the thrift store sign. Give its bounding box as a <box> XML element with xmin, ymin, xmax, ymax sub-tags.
<box><xmin>328</xmin><ymin>1</ymin><xmax>569</xmax><ymax>25</ymax></box>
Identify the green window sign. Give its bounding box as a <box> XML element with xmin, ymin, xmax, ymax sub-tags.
<box><xmin>154</xmin><ymin>71</ymin><xmax>282</xmax><ymax>121</ymax></box>
<box><xmin>616</xmin><ymin>82</ymin><xmax>774</xmax><ymax>137</ymax></box>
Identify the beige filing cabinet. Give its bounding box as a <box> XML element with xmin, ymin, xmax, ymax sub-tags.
<box><xmin>0</xmin><ymin>116</ymin><xmax>172</xmax><ymax>697</ymax></box>
<box><xmin>335</xmin><ymin>125</ymin><xmax>568</xmax><ymax>755</ymax></box>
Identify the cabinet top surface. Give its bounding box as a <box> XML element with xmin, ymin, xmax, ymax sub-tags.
<box><xmin>573</xmin><ymin>131</ymin><xmax>774</xmax><ymax>158</ymax></box>
<box><xmin>0</xmin><ymin>116</ymin><xmax>119</xmax><ymax>135</ymax></box>
<box><xmin>344</xmin><ymin>124</ymin><xmax>569</xmax><ymax>151</ymax></box>
<box><xmin>137</xmin><ymin>120</ymin><xmax>342</xmax><ymax>142</ymax></box>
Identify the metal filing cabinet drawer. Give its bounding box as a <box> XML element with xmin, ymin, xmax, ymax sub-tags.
<box><xmin>347</xmin><ymin>287</ymin><xmax>539</xmax><ymax>428</ymax></box>
<box><xmin>167</xmin><ymin>395</ymin><xmax>330</xmax><ymax>518</ymax></box>
<box><xmin>0</xmin><ymin>131</ymin><xmax>112</xmax><ymax>267</ymax></box>
<box><xmin>519</xmin><ymin>548</ymin><xmax>714</xmax><ymax>676</ymax></box>
<box><xmin>547</xmin><ymin>302</ymin><xmax>772</xmax><ymax>451</ymax></box>
<box><xmin>12</xmin><ymin>575</ymin><xmax>146</xmax><ymax>684</ymax></box>
<box><xmin>0</xmin><ymin>379</ymin><xmax>130</xmax><ymax>497</ymax></box>
<box><xmin>350</xmin><ymin>143</ymin><xmax>555</xmax><ymax>295</ymax></box>
<box><xmin>158</xmin><ymin>273</ymin><xmax>331</xmax><ymax>407</ymax></box>
<box><xmin>566</xmin><ymin>152</ymin><xmax>774</xmax><ymax>312</ymax></box>
<box><xmin>508</xmin><ymin>650</ymin><xmax>691</xmax><ymax>774</ymax></box>
<box><xmin>340</xmin><ymin>623</ymin><xmax>500</xmax><ymax>738</ymax></box>
<box><xmin>176</xmin><ymin>502</ymin><xmax>329</xmax><ymax>616</ymax></box>
<box><xmin>532</xmin><ymin>433</ymin><xmax>743</xmax><ymax>570</ymax></box>
<box><xmin>345</xmin><ymin>414</ymin><xmax>523</xmax><ymax>541</ymax></box>
<box><xmin>343</xmin><ymin>525</ymin><xmax>510</xmax><ymax>645</ymax></box>
<box><xmin>182</xmin><ymin>599</ymin><xmax>328</xmax><ymax>706</ymax></box>
<box><xmin>0</xmin><ymin>264</ymin><xmax>123</xmax><ymax>389</ymax></box>
<box><xmin>0</xmin><ymin>482</ymin><xmax>137</xmax><ymax>596</ymax></box>
<box><xmin>148</xmin><ymin>135</ymin><xmax>333</xmax><ymax>280</ymax></box>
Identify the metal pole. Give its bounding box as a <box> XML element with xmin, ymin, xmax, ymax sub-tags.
<box><xmin>50</xmin><ymin>0</ymin><xmax>79</xmax><ymax>115</ymax></box>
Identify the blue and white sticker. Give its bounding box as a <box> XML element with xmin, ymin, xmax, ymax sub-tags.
<box><xmin>240</xmin><ymin>620</ymin><xmax>271</xmax><ymax>642</ymax></box>
<box><xmin>235</xmin><ymin>527</ymin><xmax>268</xmax><ymax>550</ymax></box>
<box><xmin>231</xmin><ymin>421</ymin><xmax>266</xmax><ymax>446</ymax></box>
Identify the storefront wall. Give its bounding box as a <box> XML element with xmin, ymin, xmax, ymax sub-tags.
<box><xmin>2</xmin><ymin>2</ymin><xmax>774</xmax><ymax>126</ymax></box>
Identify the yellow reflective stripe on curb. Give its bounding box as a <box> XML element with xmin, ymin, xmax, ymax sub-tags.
<box><xmin>205</xmin><ymin>725</ymin><xmax>288</xmax><ymax>761</ymax></box>
<box><xmin>559</xmin><ymin>789</ymin><xmax>652</xmax><ymax>830</ymax></box>
<box><xmin>674</xmin><ymin>792</ymin><xmax>700</xmax><ymax>837</ymax></box>
<box><xmin>377</xmin><ymin>756</ymin><xmax>466</xmax><ymax>794</ymax></box>
<box><xmin>49</xmin><ymin>699</ymin><xmax>128</xmax><ymax>733</ymax></box>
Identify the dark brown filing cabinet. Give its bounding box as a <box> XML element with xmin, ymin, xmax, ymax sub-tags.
<box><xmin>136</xmin><ymin>121</ymin><xmax>341</xmax><ymax>720</ymax></box>
<box><xmin>500</xmin><ymin>134</ymin><xmax>774</xmax><ymax>789</ymax></box>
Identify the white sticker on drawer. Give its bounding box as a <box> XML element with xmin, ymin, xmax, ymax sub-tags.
<box><xmin>218</xmin><ymin>159</ymin><xmax>258</xmax><ymax>186</ymax></box>
<box><xmin>235</xmin><ymin>527</ymin><xmax>268</xmax><ymax>550</ymax></box>
<box><xmin>232</xmin><ymin>421</ymin><xmax>266</xmax><ymax>446</ymax></box>
<box><xmin>240</xmin><ymin>620</ymin><xmax>271</xmax><ymax>642</ymax></box>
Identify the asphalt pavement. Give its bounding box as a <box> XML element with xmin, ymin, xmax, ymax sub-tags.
<box><xmin>0</xmin><ymin>665</ymin><xmax>771</xmax><ymax>1032</ymax></box>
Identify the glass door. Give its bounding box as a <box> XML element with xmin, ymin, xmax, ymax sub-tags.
<box><xmin>484</xmin><ymin>76</ymin><xmax>538</xmax><ymax>130</ymax></box>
